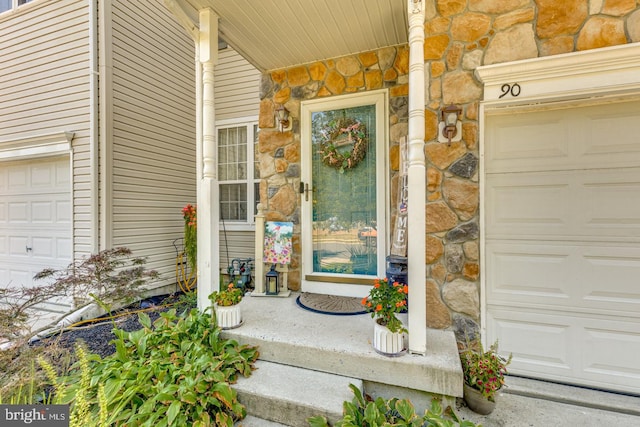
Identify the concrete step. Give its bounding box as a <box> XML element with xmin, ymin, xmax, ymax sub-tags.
<box><xmin>505</xmin><ymin>376</ymin><xmax>640</xmax><ymax>416</ymax></box>
<box><xmin>234</xmin><ymin>360</ymin><xmax>361</xmax><ymax>427</ymax></box>
<box><xmin>222</xmin><ymin>294</ymin><xmax>462</xmax><ymax>398</ymax></box>
<box><xmin>235</xmin><ymin>415</ymin><xmax>289</xmax><ymax>427</ymax></box>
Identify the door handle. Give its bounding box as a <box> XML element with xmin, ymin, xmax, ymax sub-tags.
<box><xmin>299</xmin><ymin>182</ymin><xmax>312</xmax><ymax>201</ymax></box>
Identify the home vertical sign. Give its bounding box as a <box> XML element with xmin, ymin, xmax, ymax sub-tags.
<box><xmin>391</xmin><ymin>137</ymin><xmax>408</xmax><ymax>256</ymax></box>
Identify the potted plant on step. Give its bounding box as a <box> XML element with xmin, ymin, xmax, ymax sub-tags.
<box><xmin>209</xmin><ymin>282</ymin><xmax>244</xmax><ymax>329</ymax></box>
<box><xmin>459</xmin><ymin>340</ymin><xmax>512</xmax><ymax>415</ymax></box>
<box><xmin>361</xmin><ymin>277</ymin><xmax>408</xmax><ymax>356</ymax></box>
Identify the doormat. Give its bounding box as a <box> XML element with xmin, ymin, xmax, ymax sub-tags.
<box><xmin>296</xmin><ymin>293</ymin><xmax>367</xmax><ymax>316</ymax></box>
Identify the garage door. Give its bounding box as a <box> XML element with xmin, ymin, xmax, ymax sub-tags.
<box><xmin>484</xmin><ymin>99</ymin><xmax>640</xmax><ymax>395</ymax></box>
<box><xmin>0</xmin><ymin>156</ymin><xmax>72</xmax><ymax>313</ymax></box>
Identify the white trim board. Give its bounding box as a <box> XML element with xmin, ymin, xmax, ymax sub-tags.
<box><xmin>0</xmin><ymin>132</ymin><xmax>74</xmax><ymax>160</ymax></box>
<box><xmin>476</xmin><ymin>42</ymin><xmax>640</xmax><ymax>105</ymax></box>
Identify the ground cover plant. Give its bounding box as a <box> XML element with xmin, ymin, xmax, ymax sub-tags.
<box><xmin>0</xmin><ymin>247</ymin><xmax>259</xmax><ymax>426</ymax></box>
<box><xmin>54</xmin><ymin>307</ymin><xmax>259</xmax><ymax>426</ymax></box>
<box><xmin>0</xmin><ymin>248</ymin><xmax>159</xmax><ymax>403</ymax></box>
<box><xmin>308</xmin><ymin>384</ymin><xmax>480</xmax><ymax>427</ymax></box>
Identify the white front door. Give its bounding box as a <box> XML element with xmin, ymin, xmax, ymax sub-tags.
<box><xmin>0</xmin><ymin>156</ymin><xmax>72</xmax><ymax>312</ymax></box>
<box><xmin>300</xmin><ymin>91</ymin><xmax>388</xmax><ymax>298</ymax></box>
<box><xmin>484</xmin><ymin>99</ymin><xmax>640</xmax><ymax>394</ymax></box>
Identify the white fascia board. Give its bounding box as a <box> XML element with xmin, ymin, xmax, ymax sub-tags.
<box><xmin>0</xmin><ymin>131</ymin><xmax>74</xmax><ymax>160</ymax></box>
<box><xmin>476</xmin><ymin>42</ymin><xmax>640</xmax><ymax>104</ymax></box>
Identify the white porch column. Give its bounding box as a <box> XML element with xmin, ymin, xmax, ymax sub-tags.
<box><xmin>196</xmin><ymin>8</ymin><xmax>220</xmax><ymax>312</ymax></box>
<box><xmin>407</xmin><ymin>0</ymin><xmax>427</xmax><ymax>355</ymax></box>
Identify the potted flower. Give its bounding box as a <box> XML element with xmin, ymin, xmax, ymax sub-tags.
<box><xmin>209</xmin><ymin>282</ymin><xmax>244</xmax><ymax>329</ymax></box>
<box><xmin>459</xmin><ymin>340</ymin><xmax>512</xmax><ymax>414</ymax></box>
<box><xmin>361</xmin><ymin>277</ymin><xmax>408</xmax><ymax>356</ymax></box>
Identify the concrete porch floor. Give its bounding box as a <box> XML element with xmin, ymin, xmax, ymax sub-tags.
<box><xmin>222</xmin><ymin>291</ymin><xmax>463</xmax><ymax>400</ymax></box>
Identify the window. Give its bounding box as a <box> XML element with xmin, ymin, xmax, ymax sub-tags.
<box><xmin>1</xmin><ymin>0</ymin><xmax>33</xmax><ymax>14</ymax></box>
<box><xmin>217</xmin><ymin>121</ymin><xmax>259</xmax><ymax>226</ymax></box>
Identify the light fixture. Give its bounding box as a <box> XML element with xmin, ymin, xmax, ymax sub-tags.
<box><xmin>265</xmin><ymin>264</ymin><xmax>280</xmax><ymax>295</ymax></box>
<box><xmin>275</xmin><ymin>105</ymin><xmax>291</xmax><ymax>132</ymax></box>
<box><xmin>437</xmin><ymin>104</ymin><xmax>462</xmax><ymax>143</ymax></box>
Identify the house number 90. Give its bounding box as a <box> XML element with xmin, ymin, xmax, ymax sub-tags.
<box><xmin>499</xmin><ymin>83</ymin><xmax>521</xmax><ymax>98</ymax></box>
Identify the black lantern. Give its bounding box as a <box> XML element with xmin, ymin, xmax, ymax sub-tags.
<box><xmin>265</xmin><ymin>264</ymin><xmax>279</xmax><ymax>295</ymax></box>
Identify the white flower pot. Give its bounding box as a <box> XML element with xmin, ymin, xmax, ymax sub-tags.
<box><xmin>214</xmin><ymin>304</ymin><xmax>242</xmax><ymax>329</ymax></box>
<box><xmin>372</xmin><ymin>321</ymin><xmax>406</xmax><ymax>356</ymax></box>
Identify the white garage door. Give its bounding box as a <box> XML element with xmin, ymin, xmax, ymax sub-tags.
<box><xmin>484</xmin><ymin>99</ymin><xmax>640</xmax><ymax>395</ymax></box>
<box><xmin>0</xmin><ymin>156</ymin><xmax>72</xmax><ymax>312</ymax></box>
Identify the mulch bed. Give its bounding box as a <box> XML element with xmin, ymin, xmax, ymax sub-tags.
<box><xmin>32</xmin><ymin>294</ymin><xmax>195</xmax><ymax>359</ymax></box>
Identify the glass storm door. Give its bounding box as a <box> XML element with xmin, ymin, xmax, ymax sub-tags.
<box><xmin>300</xmin><ymin>91</ymin><xmax>387</xmax><ymax>297</ymax></box>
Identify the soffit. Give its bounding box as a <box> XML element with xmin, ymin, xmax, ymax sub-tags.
<box><xmin>179</xmin><ymin>0</ymin><xmax>409</xmax><ymax>72</ymax></box>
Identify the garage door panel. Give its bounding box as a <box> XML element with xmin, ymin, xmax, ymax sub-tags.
<box><xmin>487</xmin><ymin>309</ymin><xmax>573</xmax><ymax>372</ymax></box>
<box><xmin>487</xmin><ymin>169</ymin><xmax>640</xmax><ymax>240</ymax></box>
<box><xmin>488</xmin><ymin>308</ymin><xmax>640</xmax><ymax>394</ymax></box>
<box><xmin>486</xmin><ymin>243</ymin><xmax>573</xmax><ymax>303</ymax></box>
<box><xmin>580</xmin><ymin>249</ymin><xmax>640</xmax><ymax>309</ymax></box>
<box><xmin>486</xmin><ymin>173</ymin><xmax>571</xmax><ymax>236</ymax></box>
<box><xmin>8</xmin><ymin>202</ymin><xmax>29</xmax><ymax>224</ymax></box>
<box><xmin>582</xmin><ymin>107</ymin><xmax>640</xmax><ymax>160</ymax></box>
<box><xmin>582</xmin><ymin>321</ymin><xmax>640</xmax><ymax>393</ymax></box>
<box><xmin>487</xmin><ymin>101</ymin><xmax>640</xmax><ymax>174</ymax></box>
<box><xmin>488</xmin><ymin>241</ymin><xmax>640</xmax><ymax>314</ymax></box>
<box><xmin>485</xmin><ymin>114</ymin><xmax>569</xmax><ymax>171</ymax></box>
<box><xmin>581</xmin><ymin>168</ymin><xmax>640</xmax><ymax>235</ymax></box>
<box><xmin>57</xmin><ymin>200</ymin><xmax>71</xmax><ymax>222</ymax></box>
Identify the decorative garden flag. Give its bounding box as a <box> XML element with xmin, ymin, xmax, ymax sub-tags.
<box><xmin>263</xmin><ymin>221</ymin><xmax>293</xmax><ymax>264</ymax></box>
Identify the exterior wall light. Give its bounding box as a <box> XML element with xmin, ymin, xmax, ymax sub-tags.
<box><xmin>276</xmin><ymin>105</ymin><xmax>292</xmax><ymax>132</ymax></box>
<box><xmin>438</xmin><ymin>104</ymin><xmax>462</xmax><ymax>143</ymax></box>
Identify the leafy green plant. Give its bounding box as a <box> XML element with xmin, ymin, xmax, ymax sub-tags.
<box><xmin>57</xmin><ymin>308</ymin><xmax>258</xmax><ymax>426</ymax></box>
<box><xmin>460</xmin><ymin>340</ymin><xmax>512</xmax><ymax>402</ymax></box>
<box><xmin>209</xmin><ymin>283</ymin><xmax>244</xmax><ymax>307</ymax></box>
<box><xmin>307</xmin><ymin>384</ymin><xmax>479</xmax><ymax>427</ymax></box>
<box><xmin>361</xmin><ymin>277</ymin><xmax>408</xmax><ymax>333</ymax></box>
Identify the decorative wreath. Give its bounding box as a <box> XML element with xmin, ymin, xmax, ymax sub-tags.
<box><xmin>318</xmin><ymin>117</ymin><xmax>368</xmax><ymax>172</ymax></box>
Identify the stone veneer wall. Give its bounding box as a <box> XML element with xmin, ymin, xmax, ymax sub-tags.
<box><xmin>257</xmin><ymin>46</ymin><xmax>411</xmax><ymax>290</ymax></box>
<box><xmin>257</xmin><ymin>0</ymin><xmax>640</xmax><ymax>342</ymax></box>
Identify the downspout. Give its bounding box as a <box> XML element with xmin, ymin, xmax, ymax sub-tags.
<box><xmin>89</xmin><ymin>0</ymin><xmax>99</xmax><ymax>253</ymax></box>
<box><xmin>407</xmin><ymin>0</ymin><xmax>427</xmax><ymax>355</ymax></box>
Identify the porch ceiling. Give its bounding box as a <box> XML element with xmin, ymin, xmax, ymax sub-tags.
<box><xmin>175</xmin><ymin>0</ymin><xmax>409</xmax><ymax>72</ymax></box>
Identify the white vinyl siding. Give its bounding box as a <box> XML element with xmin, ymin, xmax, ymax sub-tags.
<box><xmin>215</xmin><ymin>49</ymin><xmax>261</xmax><ymax>274</ymax></box>
<box><xmin>0</xmin><ymin>0</ymin><xmax>91</xmax><ymax>258</ymax></box>
<box><xmin>219</xmin><ymin>229</ymin><xmax>257</xmax><ymax>276</ymax></box>
<box><xmin>215</xmin><ymin>47</ymin><xmax>261</xmax><ymax>121</ymax></box>
<box><xmin>109</xmin><ymin>0</ymin><xmax>195</xmax><ymax>290</ymax></box>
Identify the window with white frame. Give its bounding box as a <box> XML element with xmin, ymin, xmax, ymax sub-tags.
<box><xmin>0</xmin><ymin>0</ymin><xmax>33</xmax><ymax>14</ymax></box>
<box><xmin>217</xmin><ymin>121</ymin><xmax>259</xmax><ymax>226</ymax></box>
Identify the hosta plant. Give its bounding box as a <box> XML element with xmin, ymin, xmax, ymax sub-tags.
<box><xmin>307</xmin><ymin>384</ymin><xmax>479</xmax><ymax>427</ymax></box>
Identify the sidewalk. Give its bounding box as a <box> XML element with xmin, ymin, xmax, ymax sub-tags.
<box><xmin>454</xmin><ymin>376</ymin><xmax>640</xmax><ymax>427</ymax></box>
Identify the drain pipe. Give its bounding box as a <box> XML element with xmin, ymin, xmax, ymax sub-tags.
<box><xmin>89</xmin><ymin>0</ymin><xmax>99</xmax><ymax>253</ymax></box>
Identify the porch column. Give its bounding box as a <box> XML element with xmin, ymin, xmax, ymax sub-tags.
<box><xmin>407</xmin><ymin>0</ymin><xmax>427</xmax><ymax>355</ymax></box>
<box><xmin>196</xmin><ymin>8</ymin><xmax>220</xmax><ymax>312</ymax></box>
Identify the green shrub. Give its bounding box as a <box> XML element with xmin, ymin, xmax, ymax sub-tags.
<box><xmin>307</xmin><ymin>384</ymin><xmax>479</xmax><ymax>427</ymax></box>
<box><xmin>57</xmin><ymin>308</ymin><xmax>259</xmax><ymax>426</ymax></box>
